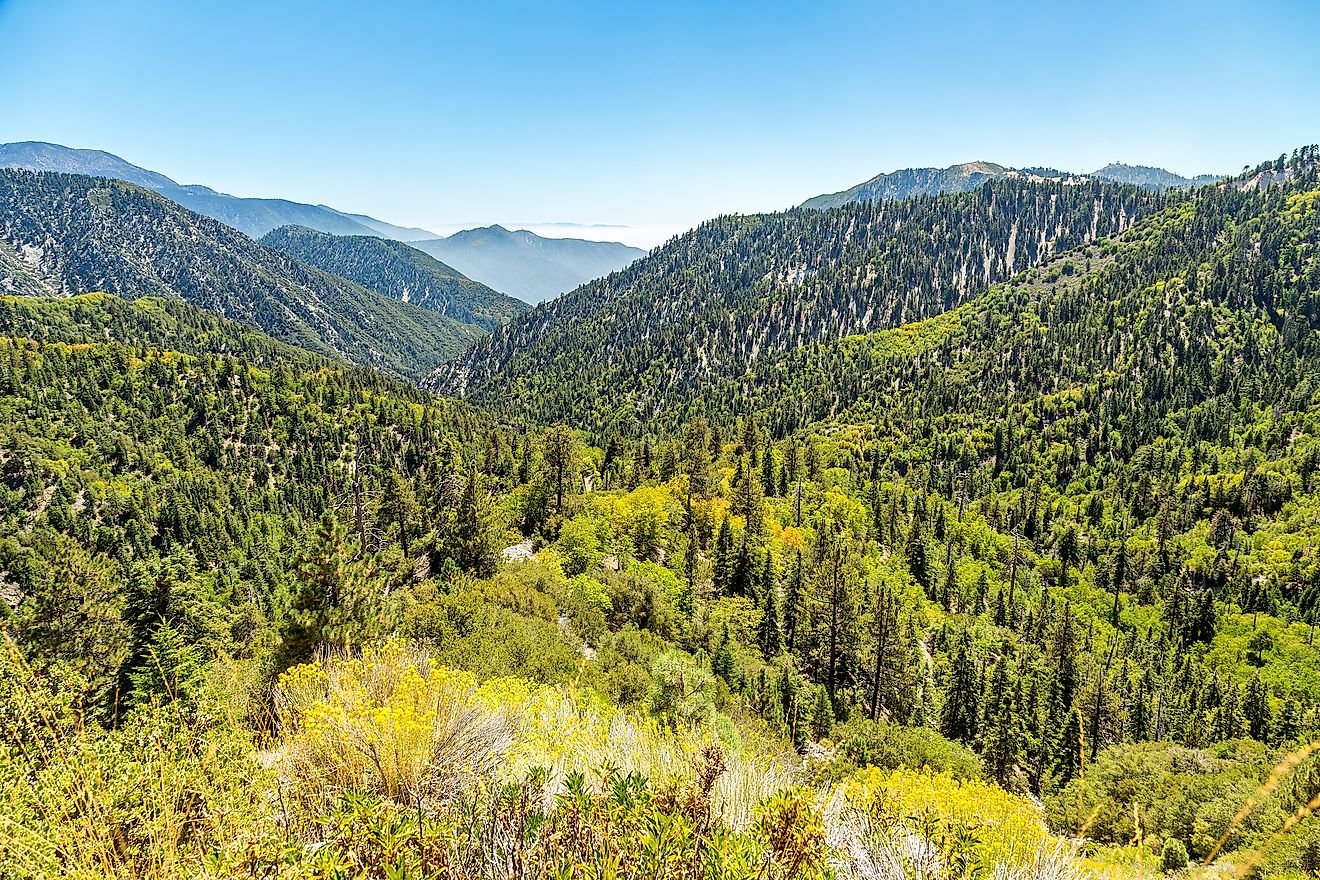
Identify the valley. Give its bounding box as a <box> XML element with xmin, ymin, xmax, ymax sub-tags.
<box><xmin>0</xmin><ymin>42</ymin><xmax>1317</xmax><ymax>880</ymax></box>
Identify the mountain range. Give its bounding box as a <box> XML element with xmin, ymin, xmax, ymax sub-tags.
<box><xmin>801</xmin><ymin>160</ymin><xmax>1221</xmax><ymax>209</ymax></box>
<box><xmin>436</xmin><ymin>176</ymin><xmax>1177</xmax><ymax>432</ymax></box>
<box><xmin>0</xmin><ymin>141</ymin><xmax>645</xmax><ymax>300</ymax></box>
<box><xmin>0</xmin><ymin>168</ymin><xmax>482</xmax><ymax>379</ymax></box>
<box><xmin>259</xmin><ymin>225</ymin><xmax>529</xmax><ymax>328</ymax></box>
<box><xmin>413</xmin><ymin>226</ymin><xmax>646</xmax><ymax>304</ymax></box>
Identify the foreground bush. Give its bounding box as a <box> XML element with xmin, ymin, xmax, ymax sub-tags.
<box><xmin>0</xmin><ymin>675</ymin><xmax>275</xmax><ymax>878</ymax></box>
<box><xmin>3</xmin><ymin>639</ymin><xmax>1089</xmax><ymax>880</ymax></box>
<box><xmin>276</xmin><ymin>639</ymin><xmax>796</xmax><ymax>827</ymax></box>
<box><xmin>829</xmin><ymin>767</ymin><xmax>1073</xmax><ymax>880</ymax></box>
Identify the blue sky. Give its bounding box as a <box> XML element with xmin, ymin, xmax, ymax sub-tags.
<box><xmin>1</xmin><ymin>0</ymin><xmax>1317</xmax><ymax>245</ymax></box>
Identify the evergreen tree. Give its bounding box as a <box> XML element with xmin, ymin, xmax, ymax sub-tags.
<box><xmin>712</xmin><ymin>623</ymin><xmax>737</xmax><ymax>686</ymax></box>
<box><xmin>940</xmin><ymin>634</ymin><xmax>980</xmax><ymax>744</ymax></box>
<box><xmin>812</xmin><ymin>687</ymin><xmax>835</xmax><ymax>740</ymax></box>
<box><xmin>682</xmin><ymin>417</ymin><xmax>712</xmax><ymax>497</ymax></box>
<box><xmin>907</xmin><ymin>516</ymin><xmax>933</xmax><ymax>598</ymax></box>
<box><xmin>127</xmin><ymin>622</ymin><xmax>205</xmax><ymax>709</ymax></box>
<box><xmin>542</xmin><ymin>424</ymin><xmax>579</xmax><ymax>511</ymax></box>
<box><xmin>1048</xmin><ymin>602</ymin><xmax>1079</xmax><ymax>719</ymax></box>
<box><xmin>1243</xmin><ymin>673</ymin><xmax>1271</xmax><ymax>742</ymax></box>
<box><xmin>984</xmin><ymin>672</ymin><xmax>1025</xmax><ymax>789</ymax></box>
<box><xmin>713</xmin><ymin>515</ymin><xmax>734</xmax><ymax>595</ymax></box>
<box><xmin>284</xmin><ymin>512</ymin><xmax>389</xmax><ymax>661</ymax></box>
<box><xmin>758</xmin><ymin>581</ymin><xmax>783</xmax><ymax>658</ymax></box>
<box><xmin>1050</xmin><ymin>707</ymin><xmax>1085</xmax><ymax>791</ymax></box>
<box><xmin>784</xmin><ymin>551</ymin><xmax>804</xmax><ymax>651</ymax></box>
<box><xmin>452</xmin><ymin>469</ymin><xmax>498</xmax><ymax>577</ymax></box>
<box><xmin>731</xmin><ymin>538</ymin><xmax>755</xmax><ymax>600</ymax></box>
<box><xmin>731</xmin><ymin>457</ymin><xmax>765</xmax><ymax>535</ymax></box>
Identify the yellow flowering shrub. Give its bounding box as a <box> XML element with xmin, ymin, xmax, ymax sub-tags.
<box><xmin>277</xmin><ymin>640</ymin><xmax>797</xmax><ymax>828</ymax></box>
<box><xmin>841</xmin><ymin>766</ymin><xmax>1062</xmax><ymax>870</ymax></box>
<box><xmin>277</xmin><ymin>641</ymin><xmax>513</xmax><ymax>804</ymax></box>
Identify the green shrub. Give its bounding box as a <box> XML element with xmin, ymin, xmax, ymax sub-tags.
<box><xmin>1161</xmin><ymin>837</ymin><xmax>1189</xmax><ymax>872</ymax></box>
<box><xmin>825</xmin><ymin>716</ymin><xmax>984</xmax><ymax>781</ymax></box>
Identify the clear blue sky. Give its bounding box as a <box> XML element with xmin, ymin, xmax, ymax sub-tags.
<box><xmin>1</xmin><ymin>0</ymin><xmax>1316</xmax><ymax>243</ymax></box>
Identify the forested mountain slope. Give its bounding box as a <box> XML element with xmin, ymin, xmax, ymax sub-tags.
<box><xmin>0</xmin><ymin>169</ymin><xmax>481</xmax><ymax>379</ymax></box>
<box><xmin>1092</xmin><ymin>162</ymin><xmax>1221</xmax><ymax>188</ymax></box>
<box><xmin>801</xmin><ymin>160</ymin><xmax>1030</xmax><ymax>209</ymax></box>
<box><xmin>698</xmin><ymin>149</ymin><xmax>1320</xmax><ymax>437</ymax></box>
<box><xmin>438</xmin><ymin>178</ymin><xmax>1175</xmax><ymax>431</ymax></box>
<box><xmin>0</xmin><ymin>293</ymin><xmax>501</xmax><ymax>698</ymax></box>
<box><xmin>801</xmin><ymin>161</ymin><xmax>1220</xmax><ymax>210</ymax></box>
<box><xmin>260</xmin><ymin>225</ymin><xmax>529</xmax><ymax>329</ymax></box>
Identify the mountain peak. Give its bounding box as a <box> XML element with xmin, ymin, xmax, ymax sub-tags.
<box><xmin>801</xmin><ymin>161</ymin><xmax>1024</xmax><ymax>209</ymax></box>
<box><xmin>1089</xmin><ymin>162</ymin><xmax>1221</xmax><ymax>188</ymax></box>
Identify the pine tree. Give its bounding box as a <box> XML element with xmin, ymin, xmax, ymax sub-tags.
<box><xmin>1276</xmin><ymin>698</ymin><xmax>1302</xmax><ymax>745</ymax></box>
<box><xmin>940</xmin><ymin>635</ymin><xmax>980</xmax><ymax>744</ymax></box>
<box><xmin>731</xmin><ymin>538</ymin><xmax>755</xmax><ymax>599</ymax></box>
<box><xmin>868</xmin><ymin>584</ymin><xmax>898</xmax><ymax>721</ymax></box>
<box><xmin>1110</xmin><ymin>537</ymin><xmax>1128</xmax><ymax>627</ymax></box>
<box><xmin>377</xmin><ymin>468</ymin><xmax>420</xmax><ymax>558</ymax></box>
<box><xmin>1243</xmin><ymin>672</ymin><xmax>1271</xmax><ymax>742</ymax></box>
<box><xmin>542</xmin><ymin>424</ymin><xmax>578</xmax><ymax>511</ymax></box>
<box><xmin>758</xmin><ymin>581</ymin><xmax>783</xmax><ymax>658</ymax></box>
<box><xmin>682</xmin><ymin>417</ymin><xmax>712</xmax><ymax>497</ymax></box>
<box><xmin>713</xmin><ymin>515</ymin><xmax>734</xmax><ymax>595</ymax></box>
<box><xmin>812</xmin><ymin>687</ymin><xmax>835</xmax><ymax>740</ymax></box>
<box><xmin>127</xmin><ymin>621</ymin><xmax>204</xmax><ymax>708</ymax></box>
<box><xmin>1048</xmin><ymin>602</ymin><xmax>1079</xmax><ymax>718</ymax></box>
<box><xmin>779</xmin><ymin>661</ymin><xmax>806</xmax><ymax>752</ymax></box>
<box><xmin>1057</xmin><ymin>525</ymin><xmax>1079</xmax><ymax>585</ymax></box>
<box><xmin>712</xmin><ymin>623</ymin><xmax>737</xmax><ymax>685</ymax></box>
<box><xmin>984</xmin><ymin>672</ymin><xmax>1025</xmax><ymax>789</ymax></box>
<box><xmin>761</xmin><ymin>444</ymin><xmax>777</xmax><ymax>498</ymax></box>
<box><xmin>907</xmin><ymin>516</ymin><xmax>933</xmax><ymax>598</ymax></box>
<box><xmin>731</xmin><ymin>457</ymin><xmax>765</xmax><ymax>535</ymax></box>
<box><xmin>1049</xmin><ymin>707</ymin><xmax>1085</xmax><ymax>791</ymax></box>
<box><xmin>941</xmin><ymin>554</ymin><xmax>958</xmax><ymax>612</ymax></box>
<box><xmin>284</xmin><ymin>512</ymin><xmax>388</xmax><ymax>660</ymax></box>
<box><xmin>453</xmin><ymin>469</ymin><xmax>497</xmax><ymax>577</ymax></box>
<box><xmin>784</xmin><ymin>551</ymin><xmax>804</xmax><ymax>651</ymax></box>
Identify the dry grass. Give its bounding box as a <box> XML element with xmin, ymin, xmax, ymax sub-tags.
<box><xmin>274</xmin><ymin>639</ymin><xmax>798</xmax><ymax>828</ymax></box>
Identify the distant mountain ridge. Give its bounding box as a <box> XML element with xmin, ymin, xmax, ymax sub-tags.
<box><xmin>260</xmin><ymin>225</ymin><xmax>529</xmax><ymax>329</ymax></box>
<box><xmin>0</xmin><ymin>141</ymin><xmax>647</xmax><ymax>301</ymax></box>
<box><xmin>803</xmin><ymin>159</ymin><xmax>1221</xmax><ymax>208</ymax></box>
<box><xmin>1090</xmin><ymin>162</ymin><xmax>1221</xmax><ymax>189</ymax></box>
<box><xmin>415</xmin><ymin>226</ymin><xmax>645</xmax><ymax>304</ymax></box>
<box><xmin>0</xmin><ymin>168</ymin><xmax>480</xmax><ymax>380</ymax></box>
<box><xmin>0</xmin><ymin>141</ymin><xmax>436</xmax><ymax>241</ymax></box>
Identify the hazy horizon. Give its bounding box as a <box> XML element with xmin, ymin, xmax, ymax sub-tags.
<box><xmin>2</xmin><ymin>0</ymin><xmax>1316</xmax><ymax>249</ymax></box>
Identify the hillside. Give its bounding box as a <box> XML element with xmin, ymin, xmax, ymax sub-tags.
<box><xmin>437</xmin><ymin>177</ymin><xmax>1175</xmax><ymax>431</ymax></box>
<box><xmin>260</xmin><ymin>225</ymin><xmax>529</xmax><ymax>329</ymax></box>
<box><xmin>0</xmin><ymin>168</ymin><xmax>481</xmax><ymax>379</ymax></box>
<box><xmin>722</xmin><ymin>153</ymin><xmax>1318</xmax><ymax>435</ymax></box>
<box><xmin>415</xmin><ymin>225</ymin><xmax>646</xmax><ymax>303</ymax></box>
